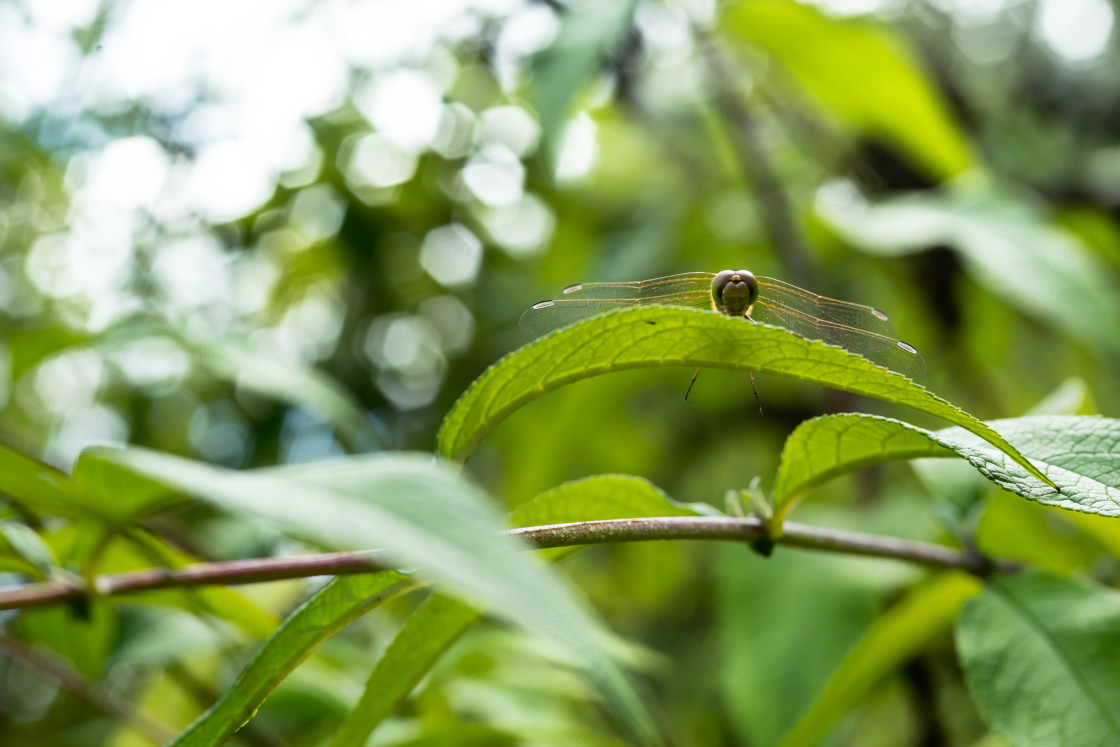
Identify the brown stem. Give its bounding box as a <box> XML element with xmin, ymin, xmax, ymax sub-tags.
<box><xmin>0</xmin><ymin>518</ymin><xmax>1013</xmax><ymax>614</ymax></box>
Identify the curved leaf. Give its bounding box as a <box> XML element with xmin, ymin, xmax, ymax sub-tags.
<box><xmin>0</xmin><ymin>521</ymin><xmax>57</xmax><ymax>578</ymax></box>
<box><xmin>171</xmin><ymin>573</ymin><xmax>412</xmax><ymax>747</ymax></box>
<box><xmin>438</xmin><ymin>306</ymin><xmax>1056</xmax><ymax>492</ymax></box>
<box><xmin>956</xmin><ymin>572</ymin><xmax>1120</xmax><ymax>747</ymax></box>
<box><xmin>79</xmin><ymin>447</ymin><xmax>658</xmax><ymax>744</ymax></box>
<box><xmin>772</xmin><ymin>414</ymin><xmax>1120</xmax><ymax>525</ymax></box>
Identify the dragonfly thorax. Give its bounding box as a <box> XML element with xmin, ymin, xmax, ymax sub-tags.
<box><xmin>711</xmin><ymin>269</ymin><xmax>759</xmax><ymax>317</ymax></box>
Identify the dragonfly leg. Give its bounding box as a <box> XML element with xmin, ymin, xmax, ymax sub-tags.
<box><xmin>749</xmin><ymin>372</ymin><xmax>762</xmax><ymax>415</ymax></box>
<box><xmin>685</xmin><ymin>368</ymin><xmax>702</xmax><ymax>401</ymax></box>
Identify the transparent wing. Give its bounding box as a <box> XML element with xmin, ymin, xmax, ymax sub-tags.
<box><xmin>519</xmin><ymin>272</ymin><xmax>715</xmax><ymax>337</ymax></box>
<box><xmin>755</xmin><ymin>276</ymin><xmax>926</xmax><ymax>379</ymax></box>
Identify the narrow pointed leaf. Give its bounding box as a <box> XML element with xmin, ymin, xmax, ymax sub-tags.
<box><xmin>330</xmin><ymin>594</ymin><xmax>481</xmax><ymax>747</ymax></box>
<box><xmin>170</xmin><ymin>573</ymin><xmax>411</xmax><ymax>747</ymax></box>
<box><xmin>331</xmin><ymin>475</ymin><xmax>694</xmax><ymax>746</ymax></box>
<box><xmin>781</xmin><ymin>572</ymin><xmax>981</xmax><ymax>746</ymax></box>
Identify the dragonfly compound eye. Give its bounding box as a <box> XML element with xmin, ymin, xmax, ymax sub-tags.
<box><xmin>711</xmin><ymin>269</ymin><xmax>758</xmax><ymax>316</ymax></box>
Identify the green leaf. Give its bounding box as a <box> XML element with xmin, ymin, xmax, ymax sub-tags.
<box><xmin>934</xmin><ymin>416</ymin><xmax>1120</xmax><ymax>516</ymax></box>
<box><xmin>723</xmin><ymin>0</ymin><xmax>973</xmax><ymax>179</ymax></box>
<box><xmin>72</xmin><ymin>449</ymin><xmax>184</xmax><ymax>523</ymax></box>
<box><xmin>781</xmin><ymin>572</ymin><xmax>981</xmax><ymax>746</ymax></box>
<box><xmin>511</xmin><ymin>475</ymin><xmax>706</xmax><ymax>527</ymax></box>
<box><xmin>330</xmin><ymin>475</ymin><xmax>697</xmax><ymax>746</ymax></box>
<box><xmin>170</xmin><ymin>573</ymin><xmax>412</xmax><ymax>747</ymax></box>
<box><xmin>817</xmin><ymin>183</ymin><xmax>1120</xmax><ymax>360</ymax></box>
<box><xmin>0</xmin><ymin>440</ymin><xmax>82</xmax><ymax>517</ymax></box>
<box><xmin>437</xmin><ymin>306</ymin><xmax>1056</xmax><ymax>492</ymax></box>
<box><xmin>956</xmin><ymin>572</ymin><xmax>1120</xmax><ymax>747</ymax></box>
<box><xmin>330</xmin><ymin>593</ymin><xmax>481</xmax><ymax>747</ymax></box>
<box><xmin>772</xmin><ymin>414</ymin><xmax>1120</xmax><ymax>524</ymax></box>
<box><xmin>511</xmin><ymin>475</ymin><xmax>708</xmax><ymax>561</ymax></box>
<box><xmin>772</xmin><ymin>413</ymin><xmax>951</xmax><ymax>525</ymax></box>
<box><xmin>80</xmin><ymin>447</ymin><xmax>659</xmax><ymax>744</ymax></box>
<box><xmin>0</xmin><ymin>521</ymin><xmax>57</xmax><ymax>577</ymax></box>
<box><xmin>530</xmin><ymin>0</ymin><xmax>637</xmax><ymax>170</ymax></box>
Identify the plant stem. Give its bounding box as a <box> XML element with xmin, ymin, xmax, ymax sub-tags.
<box><xmin>511</xmin><ymin>516</ymin><xmax>1011</xmax><ymax>573</ymax></box>
<box><xmin>0</xmin><ymin>517</ymin><xmax>1013</xmax><ymax>613</ymax></box>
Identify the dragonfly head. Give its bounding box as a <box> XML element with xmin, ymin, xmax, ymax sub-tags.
<box><xmin>712</xmin><ymin>270</ymin><xmax>758</xmax><ymax>317</ymax></box>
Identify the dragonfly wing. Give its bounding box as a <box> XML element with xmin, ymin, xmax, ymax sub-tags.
<box><xmin>519</xmin><ymin>273</ymin><xmax>714</xmax><ymax>337</ymax></box>
<box><xmin>755</xmin><ymin>276</ymin><xmax>926</xmax><ymax>379</ymax></box>
<box><xmin>756</xmin><ymin>276</ymin><xmax>899</xmax><ymax>338</ymax></box>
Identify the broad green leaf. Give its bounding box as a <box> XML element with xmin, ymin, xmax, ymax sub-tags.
<box><xmin>773</xmin><ymin>414</ymin><xmax>1120</xmax><ymax>524</ymax></box>
<box><xmin>330</xmin><ymin>593</ymin><xmax>481</xmax><ymax>747</ymax></box>
<box><xmin>772</xmin><ymin>413</ymin><xmax>951</xmax><ymax>526</ymax></box>
<box><xmin>817</xmin><ymin>183</ymin><xmax>1120</xmax><ymax>360</ymax></box>
<box><xmin>530</xmin><ymin>0</ymin><xmax>636</xmax><ymax>170</ymax></box>
<box><xmin>511</xmin><ymin>475</ymin><xmax>706</xmax><ymax>527</ymax></box>
<box><xmin>781</xmin><ymin>572</ymin><xmax>981</xmax><ymax>746</ymax></box>
<box><xmin>438</xmin><ymin>306</ymin><xmax>1055</xmax><ymax>492</ymax></box>
<box><xmin>935</xmin><ymin>416</ymin><xmax>1120</xmax><ymax>517</ymax></box>
<box><xmin>724</xmin><ymin>0</ymin><xmax>972</xmax><ymax>179</ymax></box>
<box><xmin>80</xmin><ymin>447</ymin><xmax>659</xmax><ymax>744</ymax></box>
<box><xmin>1027</xmin><ymin>377</ymin><xmax>1097</xmax><ymax>417</ymax></box>
<box><xmin>956</xmin><ymin>572</ymin><xmax>1120</xmax><ymax>747</ymax></box>
<box><xmin>170</xmin><ymin>573</ymin><xmax>412</xmax><ymax>747</ymax></box>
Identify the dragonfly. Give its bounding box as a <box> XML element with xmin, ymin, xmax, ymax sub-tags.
<box><xmin>520</xmin><ymin>270</ymin><xmax>927</xmax><ymax>385</ymax></box>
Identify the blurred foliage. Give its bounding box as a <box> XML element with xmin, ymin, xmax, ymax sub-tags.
<box><xmin>1</xmin><ymin>0</ymin><xmax>1120</xmax><ymax>744</ymax></box>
